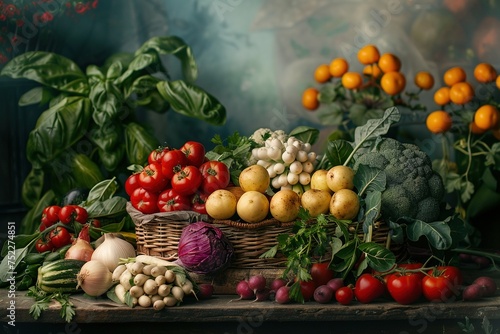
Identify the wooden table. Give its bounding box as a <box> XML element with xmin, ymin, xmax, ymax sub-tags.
<box><xmin>2</xmin><ymin>290</ymin><xmax>500</xmax><ymax>334</ymax></box>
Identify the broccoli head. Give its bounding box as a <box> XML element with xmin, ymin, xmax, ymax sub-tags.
<box><xmin>353</xmin><ymin>137</ymin><xmax>444</xmax><ymax>223</ymax></box>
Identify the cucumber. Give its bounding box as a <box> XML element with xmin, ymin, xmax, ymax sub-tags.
<box><xmin>25</xmin><ymin>251</ymin><xmax>50</xmax><ymax>265</ymax></box>
<box><xmin>36</xmin><ymin>259</ymin><xmax>85</xmax><ymax>293</ymax></box>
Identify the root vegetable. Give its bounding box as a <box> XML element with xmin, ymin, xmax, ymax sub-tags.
<box><xmin>234</xmin><ymin>280</ymin><xmax>255</xmax><ymax>300</ymax></box>
<box><xmin>270</xmin><ymin>278</ymin><xmax>287</xmax><ymax>292</ymax></box>
<box><xmin>155</xmin><ymin>275</ymin><xmax>167</xmax><ymax>286</ymax></box>
<box><xmin>115</xmin><ymin>284</ymin><xmax>127</xmax><ymax>304</ymax></box>
<box><xmin>205</xmin><ymin>189</ymin><xmax>237</xmax><ymax>220</ymax></box>
<box><xmin>198</xmin><ymin>283</ymin><xmax>214</xmax><ymax>299</ymax></box>
<box><xmin>112</xmin><ymin>264</ymin><xmax>127</xmax><ymax>283</ymax></box>
<box><xmin>142</xmin><ymin>264</ymin><xmax>156</xmax><ymax>276</ymax></box>
<box><xmin>153</xmin><ymin>300</ymin><xmax>166</xmax><ymax>311</ymax></box>
<box><xmin>134</xmin><ymin>255</ymin><xmax>179</xmax><ymax>267</ymax></box>
<box><xmin>151</xmin><ymin>266</ymin><xmax>167</xmax><ymax>278</ymax></box>
<box><xmin>254</xmin><ymin>288</ymin><xmax>271</xmax><ymax>302</ymax></box>
<box><xmin>164</xmin><ymin>295</ymin><xmax>178</xmax><ymax>307</ymax></box>
<box><xmin>329</xmin><ymin>188</ymin><xmax>360</xmax><ymax>220</ymax></box>
<box><xmin>275</xmin><ymin>286</ymin><xmax>291</xmax><ymax>304</ymax></box>
<box><xmin>143</xmin><ymin>279</ymin><xmax>159</xmax><ymax>295</ymax></box>
<box><xmin>473</xmin><ymin>276</ymin><xmax>497</xmax><ymax>297</ymax></box>
<box><xmin>300</xmin><ymin>189</ymin><xmax>331</xmax><ymax>217</ymax></box>
<box><xmin>326</xmin><ymin>278</ymin><xmax>344</xmax><ymax>293</ymax></box>
<box><xmin>138</xmin><ymin>295</ymin><xmax>152</xmax><ymax>308</ymax></box>
<box><xmin>165</xmin><ymin>270</ymin><xmax>176</xmax><ymax>283</ymax></box>
<box><xmin>238</xmin><ymin>165</ymin><xmax>270</xmax><ymax>193</ymax></box>
<box><xmin>151</xmin><ymin>295</ymin><xmax>163</xmax><ymax>303</ymax></box>
<box><xmin>120</xmin><ymin>270</ymin><xmax>133</xmax><ymax>290</ymax></box>
<box><xmin>314</xmin><ymin>285</ymin><xmax>333</xmax><ymax>304</ymax></box>
<box><xmin>158</xmin><ymin>284</ymin><xmax>172</xmax><ymax>297</ymax></box>
<box><xmin>236</xmin><ymin>191</ymin><xmax>269</xmax><ymax>223</ymax></box>
<box><xmin>248</xmin><ymin>275</ymin><xmax>267</xmax><ymax>293</ymax></box>
<box><xmin>130</xmin><ymin>262</ymin><xmax>144</xmax><ymax>275</ymax></box>
<box><xmin>171</xmin><ymin>286</ymin><xmax>185</xmax><ymax>302</ymax></box>
<box><xmin>326</xmin><ymin>165</ymin><xmax>355</xmax><ymax>192</ymax></box>
<box><xmin>270</xmin><ymin>189</ymin><xmax>300</xmax><ymax>222</ymax></box>
<box><xmin>462</xmin><ymin>284</ymin><xmax>484</xmax><ymax>301</ymax></box>
<box><xmin>129</xmin><ymin>286</ymin><xmax>144</xmax><ymax>298</ymax></box>
<box><xmin>133</xmin><ymin>274</ymin><xmax>149</xmax><ymax>287</ymax></box>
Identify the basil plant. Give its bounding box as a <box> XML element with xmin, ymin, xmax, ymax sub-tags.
<box><xmin>1</xmin><ymin>36</ymin><xmax>226</xmax><ymax>233</ymax></box>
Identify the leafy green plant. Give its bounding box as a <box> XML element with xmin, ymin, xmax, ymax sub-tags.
<box><xmin>1</xmin><ymin>35</ymin><xmax>226</xmax><ymax>233</ymax></box>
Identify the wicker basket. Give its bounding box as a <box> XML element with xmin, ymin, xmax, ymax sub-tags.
<box><xmin>127</xmin><ymin>202</ymin><xmax>406</xmax><ymax>269</ymax></box>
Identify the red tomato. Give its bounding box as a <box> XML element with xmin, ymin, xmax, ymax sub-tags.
<box><xmin>148</xmin><ymin>146</ymin><xmax>170</xmax><ymax>164</ymax></box>
<box><xmin>191</xmin><ymin>192</ymin><xmax>208</xmax><ymax>215</ymax></box>
<box><xmin>431</xmin><ymin>266</ymin><xmax>463</xmax><ymax>286</ymax></box>
<box><xmin>89</xmin><ymin>218</ymin><xmax>101</xmax><ymax>228</ymax></box>
<box><xmin>35</xmin><ymin>237</ymin><xmax>54</xmax><ymax>253</ymax></box>
<box><xmin>299</xmin><ymin>280</ymin><xmax>316</xmax><ymax>302</ymax></box>
<box><xmin>130</xmin><ymin>187</ymin><xmax>159</xmax><ymax>214</ymax></box>
<box><xmin>422</xmin><ymin>266</ymin><xmax>462</xmax><ymax>302</ymax></box>
<box><xmin>157</xmin><ymin>188</ymin><xmax>191</xmax><ymax>212</ymax></box>
<box><xmin>171</xmin><ymin>165</ymin><xmax>203</xmax><ymax>196</ymax></box>
<box><xmin>161</xmin><ymin>149</ymin><xmax>189</xmax><ymax>180</ymax></box>
<box><xmin>180</xmin><ymin>141</ymin><xmax>206</xmax><ymax>167</ymax></box>
<box><xmin>72</xmin><ymin>205</ymin><xmax>88</xmax><ymax>224</ymax></box>
<box><xmin>49</xmin><ymin>226</ymin><xmax>73</xmax><ymax>249</ymax></box>
<box><xmin>310</xmin><ymin>262</ymin><xmax>335</xmax><ymax>287</ymax></box>
<box><xmin>139</xmin><ymin>162</ymin><xmax>169</xmax><ymax>193</ymax></box>
<box><xmin>354</xmin><ymin>273</ymin><xmax>386</xmax><ymax>303</ymax></box>
<box><xmin>41</xmin><ymin>205</ymin><xmax>61</xmax><ymax>227</ymax></box>
<box><xmin>335</xmin><ymin>286</ymin><xmax>354</xmax><ymax>305</ymax></box>
<box><xmin>125</xmin><ymin>173</ymin><xmax>141</xmax><ymax>197</ymax></box>
<box><xmin>39</xmin><ymin>222</ymin><xmax>47</xmax><ymax>232</ymax></box>
<box><xmin>58</xmin><ymin>205</ymin><xmax>76</xmax><ymax>224</ymax></box>
<box><xmin>199</xmin><ymin>161</ymin><xmax>230</xmax><ymax>194</ymax></box>
<box><xmin>386</xmin><ymin>272</ymin><xmax>423</xmax><ymax>305</ymax></box>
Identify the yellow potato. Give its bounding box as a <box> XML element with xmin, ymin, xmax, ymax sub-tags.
<box><xmin>270</xmin><ymin>189</ymin><xmax>300</xmax><ymax>222</ymax></box>
<box><xmin>239</xmin><ymin>165</ymin><xmax>270</xmax><ymax>193</ymax></box>
<box><xmin>236</xmin><ymin>191</ymin><xmax>270</xmax><ymax>223</ymax></box>
<box><xmin>205</xmin><ymin>190</ymin><xmax>237</xmax><ymax>220</ymax></box>
<box><xmin>329</xmin><ymin>188</ymin><xmax>360</xmax><ymax>220</ymax></box>
<box><xmin>310</xmin><ymin>169</ymin><xmax>332</xmax><ymax>194</ymax></box>
<box><xmin>326</xmin><ymin>166</ymin><xmax>355</xmax><ymax>192</ymax></box>
<box><xmin>300</xmin><ymin>189</ymin><xmax>332</xmax><ymax>217</ymax></box>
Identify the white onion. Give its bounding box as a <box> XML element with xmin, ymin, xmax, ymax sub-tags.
<box><xmin>91</xmin><ymin>233</ymin><xmax>136</xmax><ymax>272</ymax></box>
<box><xmin>77</xmin><ymin>260</ymin><xmax>114</xmax><ymax>297</ymax></box>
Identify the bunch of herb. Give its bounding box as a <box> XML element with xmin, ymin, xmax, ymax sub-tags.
<box><xmin>27</xmin><ymin>286</ymin><xmax>75</xmax><ymax>323</ymax></box>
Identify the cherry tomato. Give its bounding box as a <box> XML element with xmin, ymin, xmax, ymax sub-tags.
<box><xmin>431</xmin><ymin>266</ymin><xmax>463</xmax><ymax>286</ymax></box>
<box><xmin>58</xmin><ymin>205</ymin><xmax>76</xmax><ymax>224</ymax></box>
<box><xmin>35</xmin><ymin>237</ymin><xmax>54</xmax><ymax>253</ymax></box>
<box><xmin>354</xmin><ymin>273</ymin><xmax>386</xmax><ymax>303</ymax></box>
<box><xmin>49</xmin><ymin>226</ymin><xmax>72</xmax><ymax>249</ymax></box>
<box><xmin>125</xmin><ymin>173</ymin><xmax>141</xmax><ymax>197</ymax></box>
<box><xmin>130</xmin><ymin>187</ymin><xmax>159</xmax><ymax>214</ymax></box>
<box><xmin>157</xmin><ymin>188</ymin><xmax>191</xmax><ymax>212</ymax></box>
<box><xmin>39</xmin><ymin>222</ymin><xmax>48</xmax><ymax>232</ymax></box>
<box><xmin>72</xmin><ymin>205</ymin><xmax>88</xmax><ymax>224</ymax></box>
<box><xmin>138</xmin><ymin>162</ymin><xmax>169</xmax><ymax>193</ymax></box>
<box><xmin>41</xmin><ymin>205</ymin><xmax>61</xmax><ymax>227</ymax></box>
<box><xmin>199</xmin><ymin>161</ymin><xmax>230</xmax><ymax>194</ymax></box>
<box><xmin>89</xmin><ymin>218</ymin><xmax>101</xmax><ymax>228</ymax></box>
<box><xmin>335</xmin><ymin>286</ymin><xmax>354</xmax><ymax>305</ymax></box>
<box><xmin>422</xmin><ymin>266</ymin><xmax>462</xmax><ymax>302</ymax></box>
<box><xmin>180</xmin><ymin>141</ymin><xmax>206</xmax><ymax>167</ymax></box>
<box><xmin>191</xmin><ymin>192</ymin><xmax>208</xmax><ymax>215</ymax></box>
<box><xmin>148</xmin><ymin>146</ymin><xmax>170</xmax><ymax>164</ymax></box>
<box><xmin>386</xmin><ymin>272</ymin><xmax>423</xmax><ymax>305</ymax></box>
<box><xmin>161</xmin><ymin>149</ymin><xmax>189</xmax><ymax>180</ymax></box>
<box><xmin>171</xmin><ymin>165</ymin><xmax>203</xmax><ymax>196</ymax></box>
<box><xmin>310</xmin><ymin>262</ymin><xmax>335</xmax><ymax>287</ymax></box>
<box><xmin>299</xmin><ymin>280</ymin><xmax>316</xmax><ymax>302</ymax></box>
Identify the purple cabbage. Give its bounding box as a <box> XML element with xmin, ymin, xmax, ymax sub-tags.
<box><xmin>177</xmin><ymin>221</ymin><xmax>234</xmax><ymax>275</ymax></box>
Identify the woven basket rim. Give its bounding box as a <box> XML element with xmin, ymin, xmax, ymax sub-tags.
<box><xmin>211</xmin><ymin>217</ymin><xmax>295</xmax><ymax>229</ymax></box>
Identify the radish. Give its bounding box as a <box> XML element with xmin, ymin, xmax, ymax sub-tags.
<box><xmin>326</xmin><ymin>278</ymin><xmax>344</xmax><ymax>293</ymax></box>
<box><xmin>254</xmin><ymin>288</ymin><xmax>271</xmax><ymax>302</ymax></box>
<box><xmin>473</xmin><ymin>276</ymin><xmax>497</xmax><ymax>297</ymax></box>
<box><xmin>313</xmin><ymin>285</ymin><xmax>333</xmax><ymax>304</ymax></box>
<box><xmin>198</xmin><ymin>283</ymin><xmax>215</xmax><ymax>300</ymax></box>
<box><xmin>275</xmin><ymin>286</ymin><xmax>291</xmax><ymax>304</ymax></box>
<box><xmin>233</xmin><ymin>280</ymin><xmax>255</xmax><ymax>301</ymax></box>
<box><xmin>248</xmin><ymin>274</ymin><xmax>266</xmax><ymax>293</ymax></box>
<box><xmin>270</xmin><ymin>278</ymin><xmax>287</xmax><ymax>292</ymax></box>
<box><xmin>462</xmin><ymin>284</ymin><xmax>484</xmax><ymax>301</ymax></box>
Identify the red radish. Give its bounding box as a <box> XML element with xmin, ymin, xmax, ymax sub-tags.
<box><xmin>198</xmin><ymin>283</ymin><xmax>214</xmax><ymax>299</ymax></box>
<box><xmin>275</xmin><ymin>286</ymin><xmax>291</xmax><ymax>304</ymax></box>
<box><xmin>326</xmin><ymin>278</ymin><xmax>344</xmax><ymax>293</ymax></box>
<box><xmin>313</xmin><ymin>285</ymin><xmax>333</xmax><ymax>304</ymax></box>
<box><xmin>248</xmin><ymin>274</ymin><xmax>267</xmax><ymax>293</ymax></box>
<box><xmin>462</xmin><ymin>284</ymin><xmax>484</xmax><ymax>301</ymax></box>
<box><xmin>473</xmin><ymin>276</ymin><xmax>497</xmax><ymax>297</ymax></box>
<box><xmin>270</xmin><ymin>278</ymin><xmax>287</xmax><ymax>292</ymax></box>
<box><xmin>234</xmin><ymin>280</ymin><xmax>255</xmax><ymax>300</ymax></box>
<box><xmin>254</xmin><ymin>288</ymin><xmax>271</xmax><ymax>302</ymax></box>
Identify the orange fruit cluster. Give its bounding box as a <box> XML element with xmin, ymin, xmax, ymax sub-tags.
<box><xmin>302</xmin><ymin>44</ymin><xmax>433</xmax><ymax>111</ymax></box>
<box><xmin>427</xmin><ymin>62</ymin><xmax>500</xmax><ymax>136</ymax></box>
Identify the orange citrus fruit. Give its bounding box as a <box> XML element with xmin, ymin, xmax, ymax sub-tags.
<box><xmin>443</xmin><ymin>66</ymin><xmax>467</xmax><ymax>86</ymax></box>
<box><xmin>493</xmin><ymin>128</ymin><xmax>500</xmax><ymax>140</ymax></box>
<box><xmin>414</xmin><ymin>71</ymin><xmax>435</xmax><ymax>90</ymax></box>
<box><xmin>302</xmin><ymin>88</ymin><xmax>320</xmax><ymax>111</ymax></box>
<box><xmin>329</xmin><ymin>58</ymin><xmax>349</xmax><ymax>78</ymax></box>
<box><xmin>470</xmin><ymin>121</ymin><xmax>487</xmax><ymax>135</ymax></box>
<box><xmin>357</xmin><ymin>45</ymin><xmax>380</xmax><ymax>65</ymax></box>
<box><xmin>449</xmin><ymin>82</ymin><xmax>474</xmax><ymax>105</ymax></box>
<box><xmin>362</xmin><ymin>64</ymin><xmax>382</xmax><ymax>78</ymax></box>
<box><xmin>496</xmin><ymin>74</ymin><xmax>500</xmax><ymax>90</ymax></box>
<box><xmin>380</xmin><ymin>71</ymin><xmax>406</xmax><ymax>95</ymax></box>
<box><xmin>474</xmin><ymin>104</ymin><xmax>499</xmax><ymax>130</ymax></box>
<box><xmin>426</xmin><ymin>110</ymin><xmax>453</xmax><ymax>134</ymax></box>
<box><xmin>341</xmin><ymin>72</ymin><xmax>363</xmax><ymax>90</ymax></box>
<box><xmin>314</xmin><ymin>64</ymin><xmax>332</xmax><ymax>83</ymax></box>
<box><xmin>433</xmin><ymin>86</ymin><xmax>451</xmax><ymax>106</ymax></box>
<box><xmin>473</xmin><ymin>63</ymin><xmax>497</xmax><ymax>83</ymax></box>
<box><xmin>378</xmin><ymin>53</ymin><xmax>401</xmax><ymax>73</ymax></box>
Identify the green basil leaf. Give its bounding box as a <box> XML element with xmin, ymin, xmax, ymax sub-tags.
<box><xmin>124</xmin><ymin>122</ymin><xmax>159</xmax><ymax>165</ymax></box>
<box><xmin>19</xmin><ymin>87</ymin><xmax>53</xmax><ymax>106</ymax></box>
<box><xmin>289</xmin><ymin>126</ymin><xmax>319</xmax><ymax>145</ymax></box>
<box><xmin>86</xmin><ymin>65</ymin><xmax>105</xmax><ymax>80</ymax></box>
<box><xmin>157</xmin><ymin>80</ymin><xmax>226</xmax><ymax>126</ymax></box>
<box><xmin>72</xmin><ymin>153</ymin><xmax>104</xmax><ymax>190</ymax></box>
<box><xmin>27</xmin><ymin>97</ymin><xmax>91</xmax><ymax>168</ymax></box>
<box><xmin>90</xmin><ymin>123</ymin><xmax>122</xmax><ymax>152</ymax></box>
<box><xmin>20</xmin><ymin>190</ymin><xmax>56</xmax><ymax>234</ymax></box>
<box><xmin>115</xmin><ymin>52</ymin><xmax>159</xmax><ymax>86</ymax></box>
<box><xmin>106</xmin><ymin>61</ymin><xmax>123</xmax><ymax>80</ymax></box>
<box><xmin>1</xmin><ymin>51</ymin><xmax>88</xmax><ymax>94</ymax></box>
<box><xmin>0</xmin><ymin>243</ymin><xmax>36</xmax><ymax>283</ymax></box>
<box><xmin>326</xmin><ymin>139</ymin><xmax>353</xmax><ymax>167</ymax></box>
<box><xmin>84</xmin><ymin>197</ymin><xmax>127</xmax><ymax>219</ymax></box>
<box><xmin>85</xmin><ymin>178</ymin><xmax>119</xmax><ymax>205</ymax></box>
<box><xmin>358</xmin><ymin>242</ymin><xmax>396</xmax><ymax>272</ymax></box>
<box><xmin>21</xmin><ymin>168</ymin><xmax>44</xmax><ymax>208</ymax></box>
<box><xmin>1</xmin><ymin>232</ymin><xmax>40</xmax><ymax>258</ymax></box>
<box><xmin>89</xmin><ymin>81</ymin><xmax>123</xmax><ymax>126</ymax></box>
<box><xmin>135</xmin><ymin>36</ymin><xmax>197</xmax><ymax>82</ymax></box>
<box><xmin>98</xmin><ymin>146</ymin><xmax>125</xmax><ymax>172</ymax></box>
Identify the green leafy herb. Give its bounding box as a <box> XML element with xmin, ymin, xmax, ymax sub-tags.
<box><xmin>27</xmin><ymin>286</ymin><xmax>75</xmax><ymax>323</ymax></box>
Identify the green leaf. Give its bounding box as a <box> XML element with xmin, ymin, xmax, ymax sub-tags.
<box><xmin>354</xmin><ymin>165</ymin><xmax>386</xmax><ymax>196</ymax></box>
<box><xmin>317</xmin><ymin>104</ymin><xmax>343</xmax><ymax>126</ymax></box>
<box><xmin>358</xmin><ymin>242</ymin><xmax>396</xmax><ymax>272</ymax></box>
<box><xmin>485</xmin><ymin>143</ymin><xmax>500</xmax><ymax>168</ymax></box>
<box><xmin>84</xmin><ymin>197</ymin><xmax>127</xmax><ymax>219</ymax></box>
<box><xmin>27</xmin><ymin>97</ymin><xmax>91</xmax><ymax>168</ymax></box>
<box><xmin>362</xmin><ymin>190</ymin><xmax>382</xmax><ymax>231</ymax></box>
<box><xmin>1</xmin><ymin>51</ymin><xmax>88</xmax><ymax>94</ymax></box>
<box><xmin>157</xmin><ymin>80</ymin><xmax>226</xmax><ymax>126</ymax></box>
<box><xmin>84</xmin><ymin>178</ymin><xmax>119</xmax><ymax>205</ymax></box>
<box><xmin>71</xmin><ymin>153</ymin><xmax>104</xmax><ymax>189</ymax></box>
<box><xmin>19</xmin><ymin>87</ymin><xmax>52</xmax><ymax>106</ymax></box>
<box><xmin>0</xmin><ymin>232</ymin><xmax>40</xmax><ymax>258</ymax></box>
<box><xmin>21</xmin><ymin>168</ymin><xmax>44</xmax><ymax>208</ymax></box>
<box><xmin>21</xmin><ymin>190</ymin><xmax>56</xmax><ymax>234</ymax></box>
<box><xmin>90</xmin><ymin>122</ymin><xmax>122</xmax><ymax>152</ymax></box>
<box><xmin>89</xmin><ymin>80</ymin><xmax>124</xmax><ymax>126</ymax></box>
<box><xmin>124</xmin><ymin>122</ymin><xmax>159</xmax><ymax>166</ymax></box>
<box><xmin>0</xmin><ymin>235</ymin><xmax>39</xmax><ymax>282</ymax></box>
<box><xmin>98</xmin><ymin>146</ymin><xmax>125</xmax><ymax>172</ymax></box>
<box><xmin>289</xmin><ymin>126</ymin><xmax>319</xmax><ymax>145</ymax></box>
<box><xmin>325</xmin><ymin>139</ymin><xmax>353</xmax><ymax>166</ymax></box>
<box><xmin>405</xmin><ymin>218</ymin><xmax>453</xmax><ymax>250</ymax></box>
<box><xmin>115</xmin><ymin>52</ymin><xmax>159</xmax><ymax>86</ymax></box>
<box><xmin>135</xmin><ymin>36</ymin><xmax>198</xmax><ymax>83</ymax></box>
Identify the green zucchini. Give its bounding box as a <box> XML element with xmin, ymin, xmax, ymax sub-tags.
<box><xmin>36</xmin><ymin>259</ymin><xmax>85</xmax><ymax>293</ymax></box>
<box><xmin>25</xmin><ymin>251</ymin><xmax>49</xmax><ymax>265</ymax></box>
